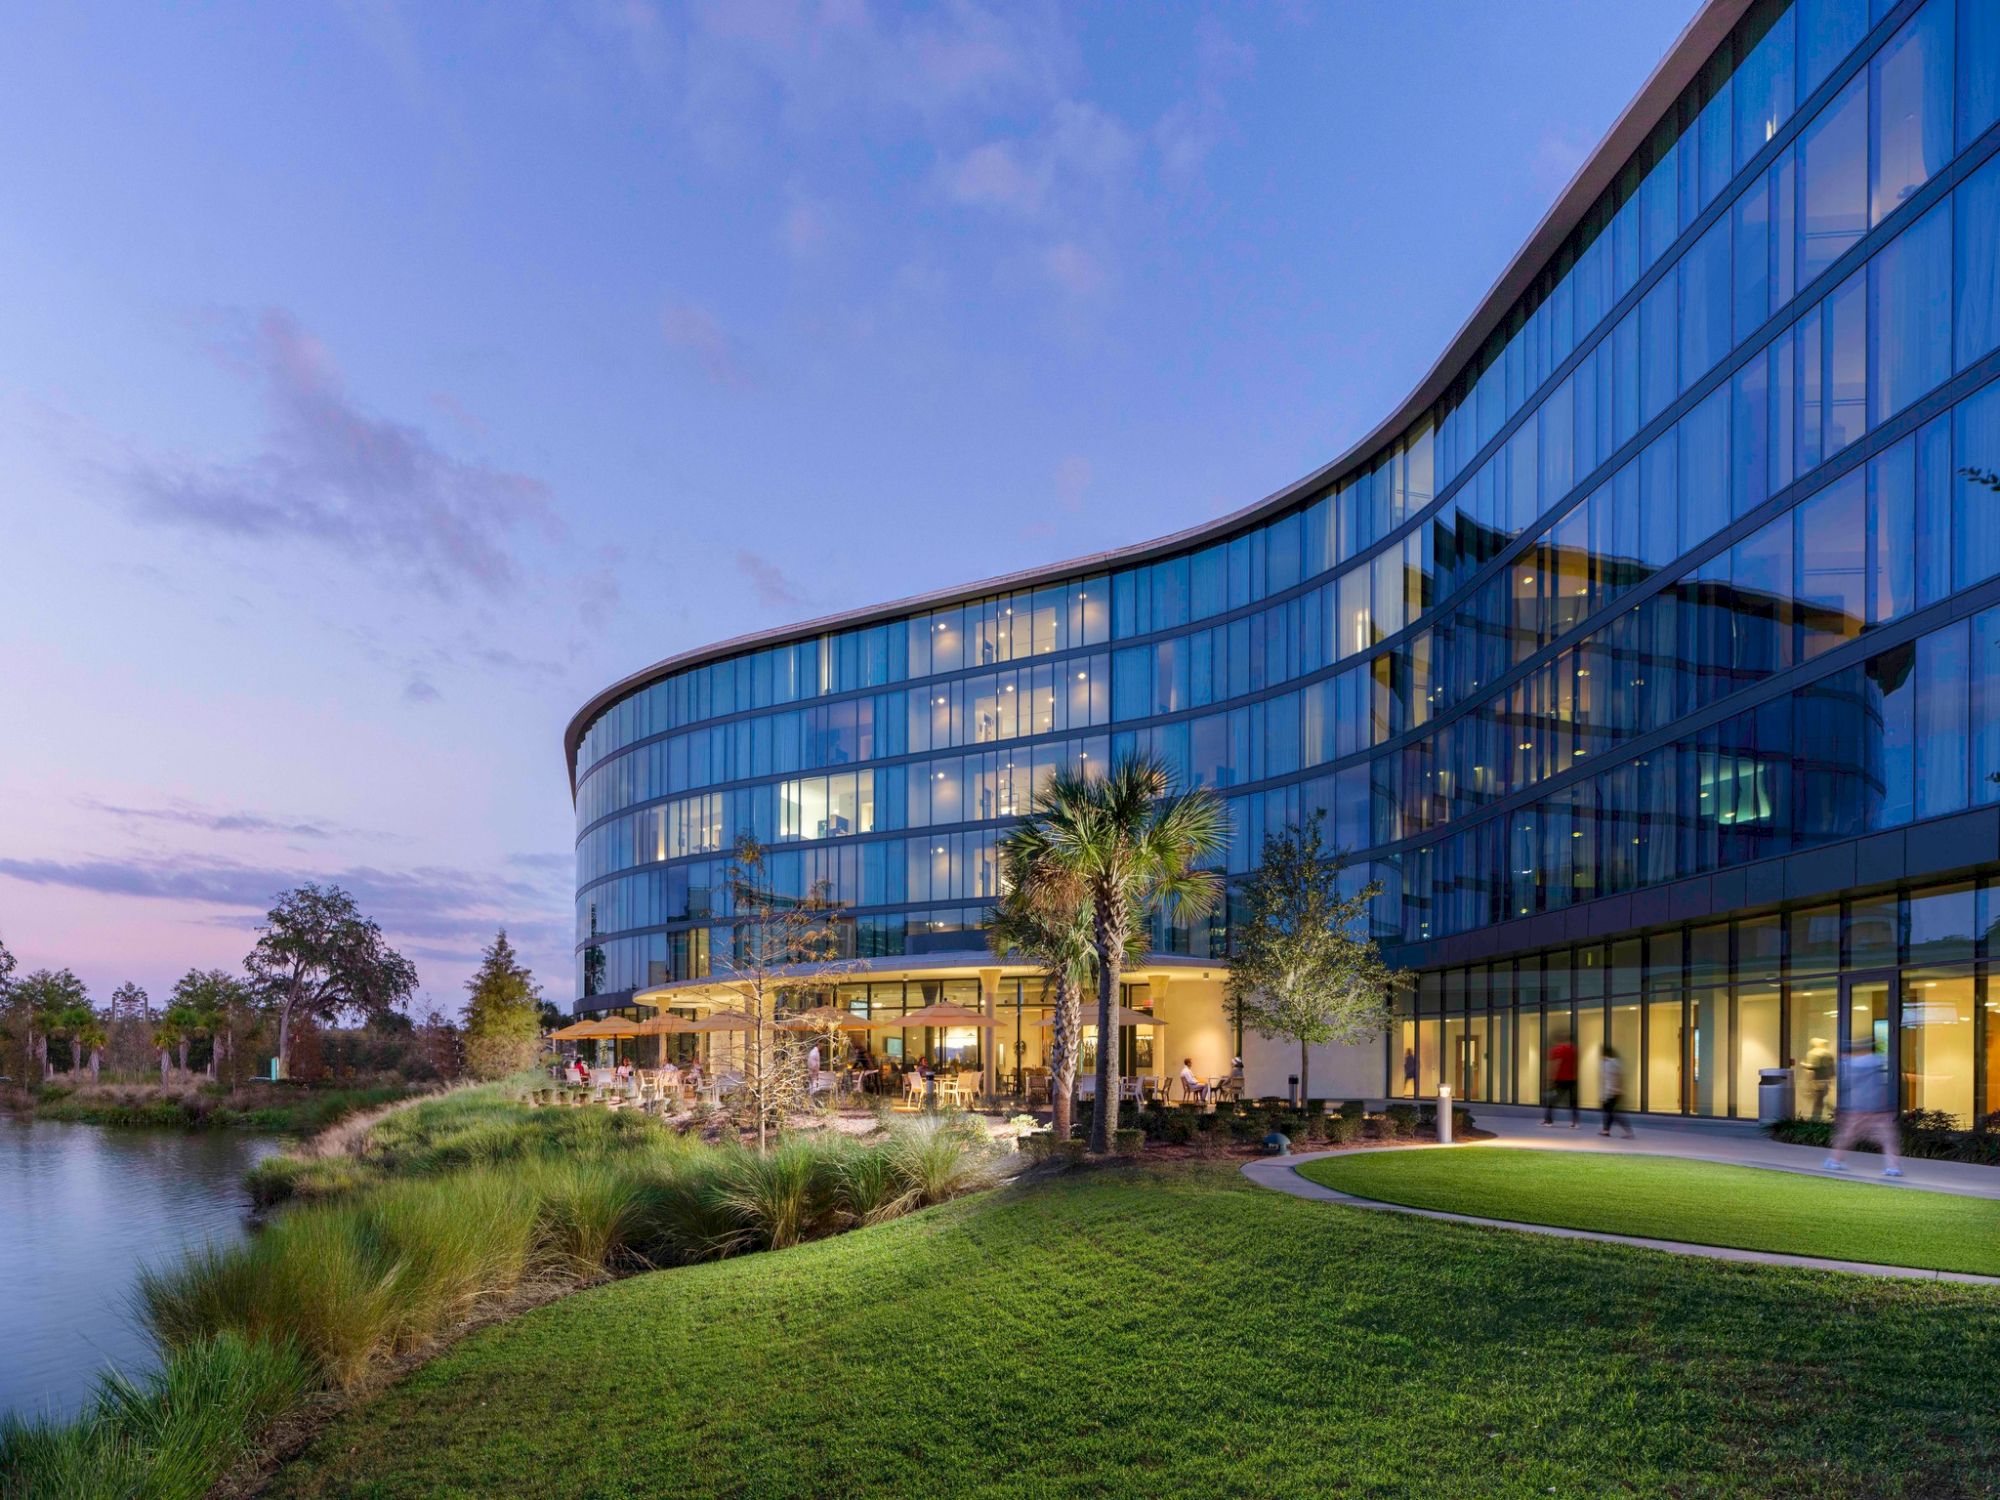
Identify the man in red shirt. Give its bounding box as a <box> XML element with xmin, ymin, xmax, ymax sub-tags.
<box><xmin>1543</xmin><ymin>1035</ymin><xmax>1579</xmax><ymax>1128</ymax></box>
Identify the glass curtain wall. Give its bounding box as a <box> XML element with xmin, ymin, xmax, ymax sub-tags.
<box><xmin>1408</xmin><ymin>875</ymin><xmax>1994</xmax><ymax>1124</ymax></box>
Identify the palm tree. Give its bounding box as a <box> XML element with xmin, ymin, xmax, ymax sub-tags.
<box><xmin>75</xmin><ymin>1011</ymin><xmax>108</xmax><ymax>1083</ymax></box>
<box><xmin>989</xmin><ymin>842</ymin><xmax>1149</xmax><ymax>1143</ymax></box>
<box><xmin>1002</xmin><ymin>753</ymin><xmax>1228</xmax><ymax>1154</ymax></box>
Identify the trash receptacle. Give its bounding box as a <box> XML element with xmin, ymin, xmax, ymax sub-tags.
<box><xmin>1757</xmin><ymin>1068</ymin><xmax>1791</xmax><ymax>1125</ymax></box>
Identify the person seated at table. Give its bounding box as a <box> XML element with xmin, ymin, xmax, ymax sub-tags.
<box><xmin>683</xmin><ymin>1059</ymin><xmax>703</xmax><ymax>1088</ymax></box>
<box><xmin>614</xmin><ymin>1060</ymin><xmax>633</xmax><ymax>1084</ymax></box>
<box><xmin>915</xmin><ymin>1055</ymin><xmax>934</xmax><ymax>1079</ymax></box>
<box><xmin>1179</xmin><ymin>1058</ymin><xmax>1203</xmax><ymax>1094</ymax></box>
<box><xmin>575</xmin><ymin>1060</ymin><xmax>592</xmax><ymax>1086</ymax></box>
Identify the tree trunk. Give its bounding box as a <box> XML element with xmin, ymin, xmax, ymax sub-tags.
<box><xmin>1049</xmin><ymin>974</ymin><xmax>1079</xmax><ymax>1141</ymax></box>
<box><xmin>276</xmin><ymin>1004</ymin><xmax>290</xmax><ymax>1080</ymax></box>
<box><xmin>159</xmin><ymin>1048</ymin><xmax>169</xmax><ymax>1085</ymax></box>
<box><xmin>89</xmin><ymin>1050</ymin><xmax>101</xmax><ymax>1084</ymax></box>
<box><xmin>1089</xmin><ymin>900</ymin><xmax>1123</xmax><ymax>1155</ymax></box>
<box><xmin>1299</xmin><ymin>1039</ymin><xmax>1310</xmax><ymax>1109</ymax></box>
<box><xmin>70</xmin><ymin>1038</ymin><xmax>82</xmax><ymax>1073</ymax></box>
<box><xmin>178</xmin><ymin>1038</ymin><xmax>189</xmax><ymax>1074</ymax></box>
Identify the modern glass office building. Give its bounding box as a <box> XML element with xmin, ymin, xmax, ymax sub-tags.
<box><xmin>569</xmin><ymin>0</ymin><xmax>2000</xmax><ymax>1121</ymax></box>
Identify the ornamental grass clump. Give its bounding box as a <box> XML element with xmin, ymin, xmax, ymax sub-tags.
<box><xmin>882</xmin><ymin>1114</ymin><xmax>998</xmax><ymax>1207</ymax></box>
<box><xmin>0</xmin><ymin>1333</ymin><xmax>314</xmax><ymax>1500</ymax></box>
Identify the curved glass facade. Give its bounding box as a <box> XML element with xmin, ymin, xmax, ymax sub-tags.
<box><xmin>573</xmin><ymin>0</ymin><xmax>2000</xmax><ymax>1120</ymax></box>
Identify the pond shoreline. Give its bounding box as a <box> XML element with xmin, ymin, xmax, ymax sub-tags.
<box><xmin>3</xmin><ymin>1081</ymin><xmax>423</xmax><ymax>1136</ymax></box>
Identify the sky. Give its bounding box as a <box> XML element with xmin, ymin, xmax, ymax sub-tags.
<box><xmin>0</xmin><ymin>0</ymin><xmax>1696</xmax><ymax>1017</ymax></box>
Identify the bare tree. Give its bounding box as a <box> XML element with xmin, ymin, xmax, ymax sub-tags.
<box><xmin>711</xmin><ymin>834</ymin><xmax>851</xmax><ymax>1153</ymax></box>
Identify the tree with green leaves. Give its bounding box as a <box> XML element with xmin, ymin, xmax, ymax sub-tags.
<box><xmin>988</xmin><ymin>841</ymin><xmax>1143</xmax><ymax>1144</ymax></box>
<box><xmin>1226</xmin><ymin>812</ymin><xmax>1397</xmax><ymax>1104</ymax></box>
<box><xmin>14</xmin><ymin>969</ymin><xmax>88</xmax><ymax>1080</ymax></box>
<box><xmin>245</xmin><ymin>884</ymin><xmax>417</xmax><ymax>1077</ymax></box>
<box><xmin>168</xmin><ymin>969</ymin><xmax>249</xmax><ymax>1079</ymax></box>
<box><xmin>1002</xmin><ymin>754</ymin><xmax>1228</xmax><ymax>1154</ymax></box>
<box><xmin>462</xmin><ymin>929</ymin><xmax>544</xmax><ymax>1080</ymax></box>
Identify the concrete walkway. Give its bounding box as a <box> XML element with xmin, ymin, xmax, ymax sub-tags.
<box><xmin>1241</xmin><ymin>1141</ymin><xmax>2000</xmax><ymax>1287</ymax></box>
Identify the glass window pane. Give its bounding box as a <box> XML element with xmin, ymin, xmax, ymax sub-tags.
<box><xmin>1964</xmin><ymin>0</ymin><xmax>2000</xmax><ymax>146</ymax></box>
<box><xmin>1798</xmin><ymin>76</ymin><xmax>1868</xmax><ymax>284</ymax></box>
<box><xmin>1955</xmin><ymin>155</ymin><xmax>2000</xmax><ymax>368</ymax></box>
<box><xmin>1869</xmin><ymin>201</ymin><xmax>1952</xmax><ymax>426</ymax></box>
<box><xmin>1901</xmin><ymin>972</ymin><xmax>1976</xmax><ymax>1124</ymax></box>
<box><xmin>1801</xmin><ymin>0</ymin><xmax>1869</xmax><ymax>95</ymax></box>
<box><xmin>1871</xmin><ymin>0</ymin><xmax>1955</xmax><ymax>224</ymax></box>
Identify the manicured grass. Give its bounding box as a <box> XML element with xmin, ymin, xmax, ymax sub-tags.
<box><xmin>269</xmin><ymin>1164</ymin><xmax>2000</xmax><ymax>1499</ymax></box>
<box><xmin>1299</xmin><ymin>1147</ymin><xmax>2000</xmax><ymax>1276</ymax></box>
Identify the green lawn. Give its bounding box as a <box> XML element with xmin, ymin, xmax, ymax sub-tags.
<box><xmin>1299</xmin><ymin>1148</ymin><xmax>2000</xmax><ymax>1276</ymax></box>
<box><xmin>270</xmin><ymin>1164</ymin><xmax>2000</xmax><ymax>1499</ymax></box>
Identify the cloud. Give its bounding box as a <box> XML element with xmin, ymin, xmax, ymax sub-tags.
<box><xmin>1041</xmin><ymin>241</ymin><xmax>1106</xmax><ymax>297</ymax></box>
<box><xmin>661</xmin><ymin>301</ymin><xmax>754</xmax><ymax>387</ymax></box>
<box><xmin>735</xmin><ymin>548</ymin><xmax>810</xmax><ymax>611</ymax></box>
<box><xmin>680</xmin><ymin>0</ymin><xmax>1073</xmax><ymax>141</ymax></box>
<box><xmin>780</xmin><ymin>195</ymin><xmax>836</xmax><ymax>258</ymax></box>
<box><xmin>80</xmin><ymin>797</ymin><xmax>348</xmax><ymax>841</ymax></box>
<box><xmin>0</xmin><ymin>852</ymin><xmax>571</xmax><ymax>970</ymax></box>
<box><xmin>125</xmin><ymin>309</ymin><xmax>556</xmax><ymax>596</ymax></box>
<box><xmin>943</xmin><ymin>99</ymin><xmax>1135</xmax><ymax>222</ymax></box>
<box><xmin>403</xmin><ymin>674</ymin><xmax>442</xmax><ymax>704</ymax></box>
<box><xmin>1531</xmin><ymin>126</ymin><xmax>1595</xmax><ymax>200</ymax></box>
<box><xmin>1152</xmin><ymin>17</ymin><xmax>1254</xmax><ymax>189</ymax></box>
<box><xmin>1054</xmin><ymin>453</ymin><xmax>1092</xmax><ymax>511</ymax></box>
<box><xmin>946</xmin><ymin>140</ymin><xmax>1047</xmax><ymax>216</ymax></box>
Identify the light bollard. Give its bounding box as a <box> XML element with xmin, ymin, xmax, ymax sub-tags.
<box><xmin>1437</xmin><ymin>1084</ymin><xmax>1453</xmax><ymax>1144</ymax></box>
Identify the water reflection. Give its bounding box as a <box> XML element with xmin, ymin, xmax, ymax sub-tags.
<box><xmin>0</xmin><ymin>1119</ymin><xmax>276</xmax><ymax>1420</ymax></box>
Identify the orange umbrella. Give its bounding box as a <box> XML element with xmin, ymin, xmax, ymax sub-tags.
<box><xmin>634</xmin><ymin>1013</ymin><xmax>701</xmax><ymax>1035</ymax></box>
<box><xmin>548</xmin><ymin>1018</ymin><xmax>638</xmax><ymax>1040</ymax></box>
<box><xmin>688</xmin><ymin>1009</ymin><xmax>758</xmax><ymax>1032</ymax></box>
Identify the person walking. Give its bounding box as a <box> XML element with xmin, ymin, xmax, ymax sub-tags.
<box><xmin>1599</xmin><ymin>1044</ymin><xmax>1634</xmax><ymax>1137</ymax></box>
<box><xmin>1542</xmin><ymin>1033</ymin><xmax>1579</xmax><ymax>1127</ymax></box>
<box><xmin>1802</xmin><ymin>1036</ymin><xmax>1836</xmax><ymax>1121</ymax></box>
<box><xmin>1402</xmin><ymin>1047</ymin><xmax>1419</xmax><ymax>1098</ymax></box>
<box><xmin>1826</xmin><ymin>1037</ymin><xmax>1902</xmax><ymax>1177</ymax></box>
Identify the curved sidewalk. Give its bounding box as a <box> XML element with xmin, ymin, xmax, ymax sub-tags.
<box><xmin>1241</xmin><ymin>1149</ymin><xmax>2000</xmax><ymax>1287</ymax></box>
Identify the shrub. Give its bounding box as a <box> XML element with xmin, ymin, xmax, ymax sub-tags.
<box><xmin>1326</xmin><ymin>1115</ymin><xmax>1362</xmax><ymax>1145</ymax></box>
<box><xmin>1113</xmin><ymin>1128</ymin><xmax>1145</xmax><ymax>1157</ymax></box>
<box><xmin>1384</xmin><ymin>1104</ymin><xmax>1418</xmax><ymax>1138</ymax></box>
<box><xmin>1338</xmin><ymin>1099</ymin><xmax>1366</xmax><ymax>1122</ymax></box>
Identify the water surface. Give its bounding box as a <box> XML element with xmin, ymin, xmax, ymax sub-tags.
<box><xmin>0</xmin><ymin>1118</ymin><xmax>277</xmax><ymax>1420</ymax></box>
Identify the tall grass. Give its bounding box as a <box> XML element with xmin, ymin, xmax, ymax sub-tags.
<box><xmin>0</xmin><ymin>1334</ymin><xmax>312</xmax><ymax>1500</ymax></box>
<box><xmin>26</xmin><ymin>1087</ymin><xmax>1007</xmax><ymax>1496</ymax></box>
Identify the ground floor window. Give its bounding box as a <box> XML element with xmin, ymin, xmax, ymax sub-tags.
<box><xmin>1400</xmin><ymin>874</ymin><xmax>2000</xmax><ymax>1124</ymax></box>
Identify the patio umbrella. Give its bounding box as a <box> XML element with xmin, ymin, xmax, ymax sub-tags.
<box><xmin>1033</xmin><ymin>1006</ymin><xmax>1165</xmax><ymax>1029</ymax></box>
<box><xmin>688</xmin><ymin>1009</ymin><xmax>758</xmax><ymax>1032</ymax></box>
<box><xmin>775</xmin><ymin>1005</ymin><xmax>871</xmax><ymax>1032</ymax></box>
<box><xmin>549</xmin><ymin>1018</ymin><xmax>638</xmax><ymax>1040</ymax></box>
<box><xmin>634</xmin><ymin>1012</ymin><xmax>701</xmax><ymax>1035</ymax></box>
<box><xmin>861</xmin><ymin>1002</ymin><xmax>996</xmax><ymax>1029</ymax></box>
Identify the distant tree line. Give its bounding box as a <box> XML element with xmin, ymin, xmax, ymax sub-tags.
<box><xmin>0</xmin><ymin>883</ymin><xmax>553</xmax><ymax>1089</ymax></box>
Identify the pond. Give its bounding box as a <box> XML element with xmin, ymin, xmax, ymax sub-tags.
<box><xmin>0</xmin><ymin>1117</ymin><xmax>279</xmax><ymax>1421</ymax></box>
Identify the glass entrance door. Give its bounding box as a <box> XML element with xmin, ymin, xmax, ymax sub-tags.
<box><xmin>1838</xmin><ymin>972</ymin><xmax>1895</xmax><ymax>1119</ymax></box>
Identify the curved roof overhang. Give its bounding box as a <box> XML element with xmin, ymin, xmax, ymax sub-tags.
<box><xmin>566</xmin><ymin>0</ymin><xmax>1745</xmax><ymax>796</ymax></box>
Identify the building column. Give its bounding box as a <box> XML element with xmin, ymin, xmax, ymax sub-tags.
<box><xmin>979</xmin><ymin>966</ymin><xmax>1001</xmax><ymax>1103</ymax></box>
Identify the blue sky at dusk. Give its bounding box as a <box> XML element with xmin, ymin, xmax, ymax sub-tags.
<box><xmin>0</xmin><ymin>0</ymin><xmax>1694</xmax><ymax>1012</ymax></box>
